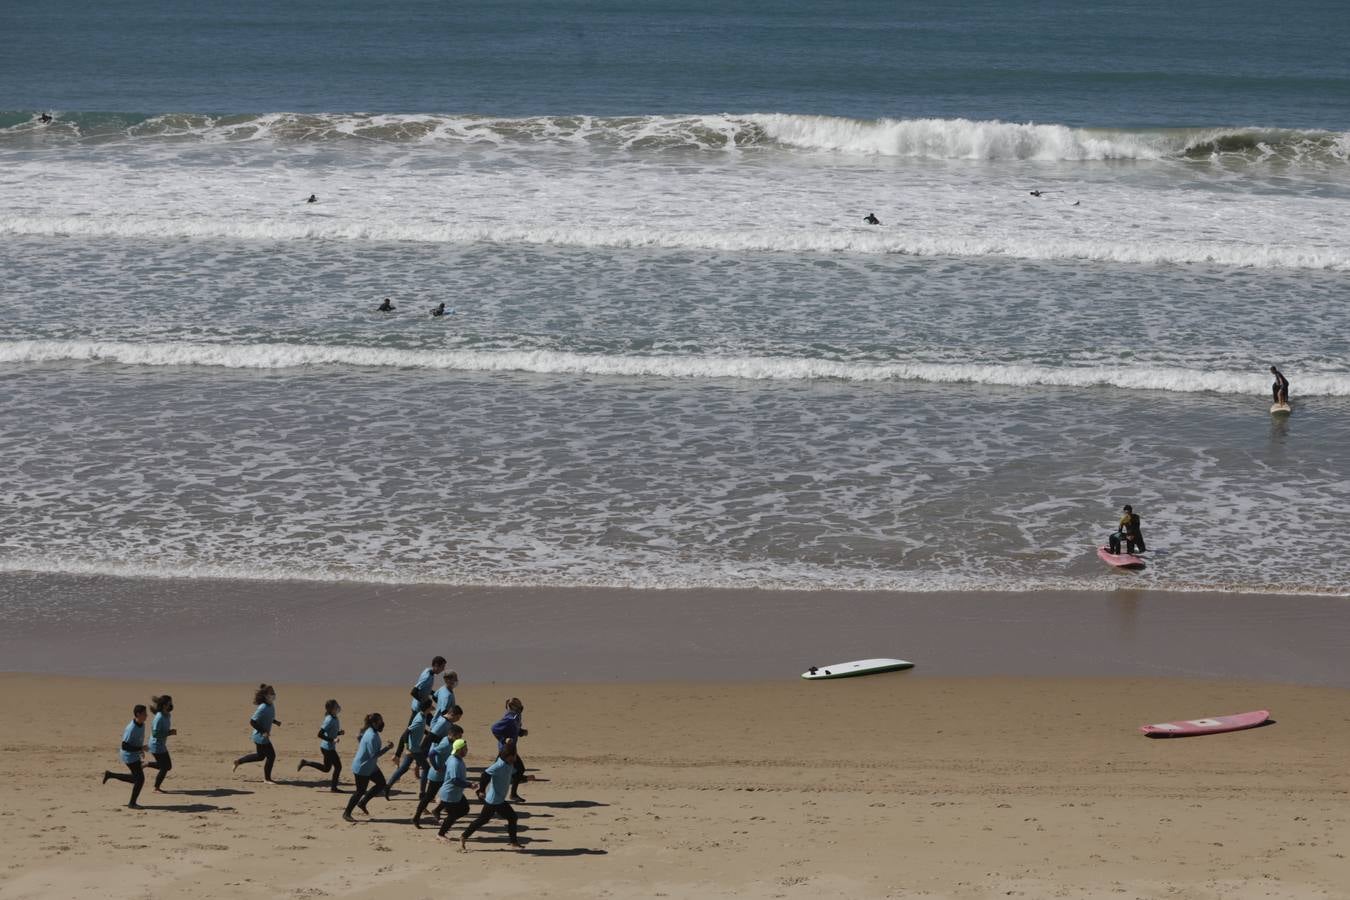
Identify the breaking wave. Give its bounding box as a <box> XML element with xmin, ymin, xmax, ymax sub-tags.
<box><xmin>5</xmin><ymin>339</ymin><xmax>1348</xmax><ymax>396</ymax></box>
<box><xmin>3</xmin><ymin>110</ymin><xmax>1348</xmax><ymax>165</ymax></box>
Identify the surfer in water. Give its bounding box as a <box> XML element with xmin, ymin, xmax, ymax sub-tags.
<box><xmin>863</xmin><ymin>213</ymin><xmax>881</xmax><ymax>225</ymax></box>
<box><xmin>306</xmin><ymin>194</ymin><xmax>317</xmax><ymax>203</ymax></box>
<box><xmin>39</xmin><ymin>113</ymin><xmax>53</xmax><ymax>124</ymax></box>
<box><xmin>377</xmin><ymin>298</ymin><xmax>396</xmax><ymax>312</ymax></box>
<box><xmin>431</xmin><ymin>302</ymin><xmax>446</xmax><ymax>317</ymax></box>
<box><xmin>1270</xmin><ymin>366</ymin><xmax>1290</xmax><ymax>405</ymax></box>
<box><xmin>1108</xmin><ymin>505</ymin><xmax>1145</xmax><ymax>555</ymax></box>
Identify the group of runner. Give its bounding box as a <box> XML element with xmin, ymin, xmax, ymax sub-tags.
<box><xmin>102</xmin><ymin>656</ymin><xmax>537</xmax><ymax>851</ymax></box>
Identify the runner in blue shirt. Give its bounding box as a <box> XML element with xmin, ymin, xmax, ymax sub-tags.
<box><xmin>233</xmin><ymin>684</ymin><xmax>282</xmax><ymax>783</ymax></box>
<box><xmin>460</xmin><ymin>740</ymin><xmax>525</xmax><ymax>850</ymax></box>
<box><xmin>396</xmin><ymin>656</ymin><xmax>446</xmax><ymax>757</ymax></box>
<box><xmin>434</xmin><ymin>671</ymin><xmax>459</xmax><ymax>716</ymax></box>
<box><xmin>413</xmin><ymin>723</ymin><xmax>462</xmax><ymax>827</ymax></box>
<box><xmin>297</xmin><ymin>699</ymin><xmax>345</xmax><ymax>791</ymax></box>
<box><xmin>144</xmin><ymin>695</ymin><xmax>177</xmax><ymax>792</ymax></box>
<box><xmin>102</xmin><ymin>704</ymin><xmax>149</xmax><ymax>808</ymax></box>
<box><xmin>436</xmin><ymin>739</ymin><xmax>474</xmax><ymax>841</ymax></box>
<box><xmin>343</xmin><ymin>713</ymin><xmax>394</xmax><ymax>821</ymax></box>
<box><xmin>385</xmin><ymin>697</ymin><xmax>434</xmax><ymax>795</ymax></box>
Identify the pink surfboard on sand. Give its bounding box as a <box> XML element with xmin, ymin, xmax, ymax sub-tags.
<box><xmin>1097</xmin><ymin>546</ymin><xmax>1145</xmax><ymax>569</ymax></box>
<box><xmin>1140</xmin><ymin>709</ymin><xmax>1270</xmax><ymax>737</ymax></box>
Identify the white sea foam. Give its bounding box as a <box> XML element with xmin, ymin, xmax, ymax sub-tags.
<box><xmin>7</xmin><ymin>112</ymin><xmax>1349</xmax><ymax>164</ymax></box>
<box><xmin>2</xmin><ymin>215</ymin><xmax>1346</xmax><ymax>271</ymax></box>
<box><xmin>5</xmin><ymin>339</ymin><xmax>1348</xmax><ymax>395</ymax></box>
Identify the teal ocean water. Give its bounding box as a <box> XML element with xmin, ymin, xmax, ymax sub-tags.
<box><xmin>1</xmin><ymin>0</ymin><xmax>1348</xmax><ymax>594</ymax></box>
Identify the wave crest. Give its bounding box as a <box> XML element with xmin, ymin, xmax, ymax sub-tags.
<box><xmin>4</xmin><ymin>110</ymin><xmax>1348</xmax><ymax>165</ymax></box>
<box><xmin>5</xmin><ymin>339</ymin><xmax>1348</xmax><ymax>396</ymax></box>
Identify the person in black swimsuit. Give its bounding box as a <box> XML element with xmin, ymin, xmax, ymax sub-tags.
<box><xmin>1270</xmin><ymin>366</ymin><xmax>1289</xmax><ymax>405</ymax></box>
<box><xmin>863</xmin><ymin>213</ymin><xmax>880</xmax><ymax>225</ymax></box>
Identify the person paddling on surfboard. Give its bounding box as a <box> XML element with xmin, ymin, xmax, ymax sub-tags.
<box><xmin>1107</xmin><ymin>504</ymin><xmax>1145</xmax><ymax>555</ymax></box>
<box><xmin>863</xmin><ymin>213</ymin><xmax>881</xmax><ymax>225</ymax></box>
<box><xmin>1270</xmin><ymin>365</ymin><xmax>1289</xmax><ymax>406</ymax></box>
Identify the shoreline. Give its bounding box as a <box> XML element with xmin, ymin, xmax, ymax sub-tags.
<box><xmin>2</xmin><ymin>571</ymin><xmax>1347</xmax><ymax>686</ymax></box>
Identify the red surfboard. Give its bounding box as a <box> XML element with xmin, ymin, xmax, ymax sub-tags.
<box><xmin>1097</xmin><ymin>546</ymin><xmax>1145</xmax><ymax>569</ymax></box>
<box><xmin>1140</xmin><ymin>709</ymin><xmax>1270</xmax><ymax>737</ymax></box>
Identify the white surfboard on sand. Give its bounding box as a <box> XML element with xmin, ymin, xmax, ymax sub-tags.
<box><xmin>801</xmin><ymin>658</ymin><xmax>914</xmax><ymax>680</ymax></box>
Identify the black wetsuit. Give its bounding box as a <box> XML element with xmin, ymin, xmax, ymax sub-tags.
<box><xmin>1272</xmin><ymin>370</ymin><xmax>1289</xmax><ymax>404</ymax></box>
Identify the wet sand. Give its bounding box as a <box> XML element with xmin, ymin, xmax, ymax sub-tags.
<box><xmin>1</xmin><ymin>572</ymin><xmax>1348</xmax><ymax>685</ymax></box>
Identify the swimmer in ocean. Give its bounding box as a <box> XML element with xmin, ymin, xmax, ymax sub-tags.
<box><xmin>431</xmin><ymin>302</ymin><xmax>446</xmax><ymax>317</ymax></box>
<box><xmin>39</xmin><ymin>113</ymin><xmax>53</xmax><ymax>124</ymax></box>
<box><xmin>306</xmin><ymin>194</ymin><xmax>317</xmax><ymax>203</ymax></box>
<box><xmin>863</xmin><ymin>213</ymin><xmax>880</xmax><ymax>225</ymax></box>
<box><xmin>377</xmin><ymin>298</ymin><xmax>396</xmax><ymax>312</ymax></box>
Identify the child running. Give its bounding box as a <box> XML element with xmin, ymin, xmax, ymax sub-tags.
<box><xmin>434</xmin><ymin>670</ymin><xmax>459</xmax><ymax>715</ymax></box>
<box><xmin>459</xmin><ymin>740</ymin><xmax>527</xmax><ymax>851</ymax></box>
<box><xmin>233</xmin><ymin>684</ymin><xmax>281</xmax><ymax>783</ymax></box>
<box><xmin>144</xmin><ymin>695</ymin><xmax>177</xmax><ymax>792</ymax></box>
<box><xmin>397</xmin><ymin>656</ymin><xmax>445</xmax><ymax>757</ymax></box>
<box><xmin>435</xmin><ymin>738</ymin><xmax>473</xmax><ymax>843</ymax></box>
<box><xmin>102</xmin><ymin>703</ymin><xmax>149</xmax><ymax>808</ymax></box>
<box><xmin>297</xmin><ymin>699</ymin><xmax>345</xmax><ymax>791</ymax></box>
<box><xmin>414</xmin><ymin>722</ymin><xmax>463</xmax><ymax>826</ymax></box>
<box><xmin>491</xmin><ymin>697</ymin><xmax>531</xmax><ymax>802</ymax></box>
<box><xmin>385</xmin><ymin>697</ymin><xmax>434</xmax><ymax>797</ymax></box>
<box><xmin>343</xmin><ymin>713</ymin><xmax>394</xmax><ymax>822</ymax></box>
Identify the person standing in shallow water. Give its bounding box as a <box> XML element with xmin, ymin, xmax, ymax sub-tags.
<box><xmin>144</xmin><ymin>695</ymin><xmax>177</xmax><ymax>792</ymax></box>
<box><xmin>297</xmin><ymin>699</ymin><xmax>345</xmax><ymax>791</ymax></box>
<box><xmin>344</xmin><ymin>713</ymin><xmax>394</xmax><ymax>821</ymax></box>
<box><xmin>233</xmin><ymin>684</ymin><xmax>281</xmax><ymax>783</ymax></box>
<box><xmin>103</xmin><ymin>704</ymin><xmax>149</xmax><ymax>808</ymax></box>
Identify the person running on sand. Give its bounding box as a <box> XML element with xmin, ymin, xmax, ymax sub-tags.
<box><xmin>436</xmin><ymin>738</ymin><xmax>474</xmax><ymax>842</ymax></box>
<box><xmin>233</xmin><ymin>684</ymin><xmax>281</xmax><ymax>783</ymax></box>
<box><xmin>386</xmin><ymin>696</ymin><xmax>434</xmax><ymax>796</ymax></box>
<box><xmin>396</xmin><ymin>656</ymin><xmax>445</xmax><ymax>757</ymax></box>
<box><xmin>491</xmin><ymin>697</ymin><xmax>532</xmax><ymax>802</ymax></box>
<box><xmin>434</xmin><ymin>671</ymin><xmax>458</xmax><ymax>716</ymax></box>
<box><xmin>414</xmin><ymin>723</ymin><xmax>463</xmax><ymax>827</ymax></box>
<box><xmin>297</xmin><ymin>699</ymin><xmax>345</xmax><ymax>791</ymax></box>
<box><xmin>102</xmin><ymin>704</ymin><xmax>149</xmax><ymax>808</ymax></box>
<box><xmin>459</xmin><ymin>740</ymin><xmax>529</xmax><ymax>851</ymax></box>
<box><xmin>343</xmin><ymin>713</ymin><xmax>394</xmax><ymax>822</ymax></box>
<box><xmin>144</xmin><ymin>695</ymin><xmax>177</xmax><ymax>792</ymax></box>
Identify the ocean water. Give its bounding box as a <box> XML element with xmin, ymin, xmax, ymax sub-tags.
<box><xmin>2</xmin><ymin>0</ymin><xmax>1348</xmax><ymax>595</ymax></box>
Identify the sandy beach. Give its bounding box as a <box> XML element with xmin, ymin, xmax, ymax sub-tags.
<box><xmin>1</xmin><ymin>664</ymin><xmax>1348</xmax><ymax>898</ymax></box>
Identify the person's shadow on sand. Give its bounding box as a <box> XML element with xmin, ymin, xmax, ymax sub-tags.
<box><xmin>142</xmin><ymin>803</ymin><xmax>235</xmax><ymax>813</ymax></box>
<box><xmin>529</xmin><ymin>799</ymin><xmax>609</xmax><ymax>809</ymax></box>
<box><xmin>161</xmin><ymin>788</ymin><xmax>252</xmax><ymax>797</ymax></box>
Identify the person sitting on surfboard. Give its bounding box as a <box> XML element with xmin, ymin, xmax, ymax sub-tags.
<box><xmin>1270</xmin><ymin>366</ymin><xmax>1289</xmax><ymax>405</ymax></box>
<box><xmin>863</xmin><ymin>213</ymin><xmax>881</xmax><ymax>225</ymax></box>
<box><xmin>1108</xmin><ymin>504</ymin><xmax>1145</xmax><ymax>555</ymax></box>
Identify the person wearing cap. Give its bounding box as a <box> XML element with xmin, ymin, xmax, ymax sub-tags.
<box><xmin>490</xmin><ymin>697</ymin><xmax>531</xmax><ymax>802</ymax></box>
<box><xmin>413</xmin><ymin>723</ymin><xmax>462</xmax><ymax>827</ymax></box>
<box><xmin>1108</xmin><ymin>505</ymin><xmax>1146</xmax><ymax>555</ymax></box>
<box><xmin>460</xmin><ymin>740</ymin><xmax>525</xmax><ymax>851</ymax></box>
<box><xmin>436</xmin><ymin>738</ymin><xmax>473</xmax><ymax>841</ymax></box>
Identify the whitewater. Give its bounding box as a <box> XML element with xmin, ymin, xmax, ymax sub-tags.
<box><xmin>2</xmin><ymin>104</ymin><xmax>1349</xmax><ymax>596</ymax></box>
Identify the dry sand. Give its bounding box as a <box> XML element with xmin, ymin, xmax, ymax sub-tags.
<box><xmin>1</xmin><ymin>673</ymin><xmax>1347</xmax><ymax>899</ymax></box>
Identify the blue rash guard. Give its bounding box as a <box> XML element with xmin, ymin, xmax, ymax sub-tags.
<box><xmin>483</xmin><ymin>757</ymin><xmax>513</xmax><ymax>805</ymax></box>
<box><xmin>405</xmin><ymin>713</ymin><xmax>428</xmax><ymax>755</ymax></box>
<box><xmin>319</xmin><ymin>714</ymin><xmax>340</xmax><ymax>751</ymax></box>
<box><xmin>351</xmin><ymin>727</ymin><xmax>387</xmax><ymax>777</ymax></box>
<box><xmin>119</xmin><ymin>720</ymin><xmax>145</xmax><ymax>764</ymax></box>
<box><xmin>411</xmin><ymin>667</ymin><xmax>436</xmax><ymax>712</ymax></box>
<box><xmin>438</xmin><ymin>755</ymin><xmax>470</xmax><ymax>803</ymax></box>
<box><xmin>425</xmin><ymin>736</ymin><xmax>452</xmax><ymax>783</ymax></box>
<box><xmin>251</xmin><ymin>702</ymin><xmax>275</xmax><ymax>745</ymax></box>
<box><xmin>434</xmin><ymin>685</ymin><xmax>455</xmax><ymax>715</ymax></box>
<box><xmin>149</xmin><ymin>711</ymin><xmax>171</xmax><ymax>754</ymax></box>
